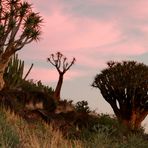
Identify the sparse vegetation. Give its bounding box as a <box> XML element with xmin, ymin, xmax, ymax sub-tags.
<box><xmin>0</xmin><ymin>106</ymin><xmax>148</xmax><ymax>148</ymax></box>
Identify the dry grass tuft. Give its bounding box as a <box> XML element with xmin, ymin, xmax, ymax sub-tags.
<box><xmin>1</xmin><ymin>107</ymin><xmax>83</xmax><ymax>148</ymax></box>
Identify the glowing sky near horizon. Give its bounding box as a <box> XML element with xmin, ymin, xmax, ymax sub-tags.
<box><xmin>19</xmin><ymin>0</ymin><xmax>148</xmax><ymax>130</ymax></box>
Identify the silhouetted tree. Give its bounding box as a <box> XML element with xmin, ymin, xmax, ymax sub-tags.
<box><xmin>47</xmin><ymin>52</ymin><xmax>76</xmax><ymax>101</ymax></box>
<box><xmin>0</xmin><ymin>0</ymin><xmax>42</xmax><ymax>90</ymax></box>
<box><xmin>92</xmin><ymin>61</ymin><xmax>148</xmax><ymax>130</ymax></box>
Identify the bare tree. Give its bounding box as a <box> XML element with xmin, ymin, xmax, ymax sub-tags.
<box><xmin>47</xmin><ymin>52</ymin><xmax>76</xmax><ymax>101</ymax></box>
<box><xmin>0</xmin><ymin>0</ymin><xmax>42</xmax><ymax>90</ymax></box>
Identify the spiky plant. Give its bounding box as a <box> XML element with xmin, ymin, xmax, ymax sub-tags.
<box><xmin>3</xmin><ymin>54</ymin><xmax>33</xmax><ymax>89</ymax></box>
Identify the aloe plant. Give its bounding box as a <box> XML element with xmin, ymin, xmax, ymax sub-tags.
<box><xmin>3</xmin><ymin>54</ymin><xmax>33</xmax><ymax>89</ymax></box>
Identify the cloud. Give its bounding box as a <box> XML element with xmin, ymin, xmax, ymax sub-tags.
<box><xmin>40</xmin><ymin>11</ymin><xmax>122</xmax><ymax>50</ymax></box>
<box><xmin>24</xmin><ymin>66</ymin><xmax>87</xmax><ymax>83</ymax></box>
<box><xmin>20</xmin><ymin>0</ymin><xmax>148</xmax><ymax>83</ymax></box>
<box><xmin>127</xmin><ymin>0</ymin><xmax>148</xmax><ymax>19</ymax></box>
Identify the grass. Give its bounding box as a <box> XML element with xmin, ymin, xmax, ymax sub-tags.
<box><xmin>0</xmin><ymin>107</ymin><xmax>83</xmax><ymax>148</ymax></box>
<box><xmin>0</xmin><ymin>107</ymin><xmax>148</xmax><ymax>148</ymax></box>
<box><xmin>0</xmin><ymin>110</ymin><xmax>19</xmax><ymax>148</ymax></box>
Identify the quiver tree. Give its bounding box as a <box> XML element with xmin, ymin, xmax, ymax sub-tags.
<box><xmin>92</xmin><ymin>61</ymin><xmax>148</xmax><ymax>130</ymax></box>
<box><xmin>47</xmin><ymin>52</ymin><xmax>76</xmax><ymax>101</ymax></box>
<box><xmin>0</xmin><ymin>0</ymin><xmax>42</xmax><ymax>90</ymax></box>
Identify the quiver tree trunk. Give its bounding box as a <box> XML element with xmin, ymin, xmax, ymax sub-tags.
<box><xmin>53</xmin><ymin>73</ymin><xmax>64</xmax><ymax>101</ymax></box>
<box><xmin>109</xmin><ymin>97</ymin><xmax>148</xmax><ymax>131</ymax></box>
<box><xmin>0</xmin><ymin>58</ymin><xmax>10</xmax><ymax>90</ymax></box>
<box><xmin>0</xmin><ymin>73</ymin><xmax>5</xmax><ymax>91</ymax></box>
<box><xmin>118</xmin><ymin>110</ymin><xmax>148</xmax><ymax>131</ymax></box>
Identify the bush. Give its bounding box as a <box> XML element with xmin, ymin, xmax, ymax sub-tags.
<box><xmin>75</xmin><ymin>100</ymin><xmax>90</xmax><ymax>113</ymax></box>
<box><xmin>0</xmin><ymin>87</ymin><xmax>56</xmax><ymax>114</ymax></box>
<box><xmin>119</xmin><ymin>134</ymin><xmax>148</xmax><ymax>148</ymax></box>
<box><xmin>82</xmin><ymin>130</ymin><xmax>116</xmax><ymax>148</ymax></box>
<box><xmin>21</xmin><ymin>80</ymin><xmax>54</xmax><ymax>94</ymax></box>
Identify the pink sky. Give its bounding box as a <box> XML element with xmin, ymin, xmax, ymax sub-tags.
<box><xmin>20</xmin><ymin>0</ymin><xmax>148</xmax><ymax>82</ymax></box>
<box><xmin>20</xmin><ymin>0</ymin><xmax>148</xmax><ymax>131</ymax></box>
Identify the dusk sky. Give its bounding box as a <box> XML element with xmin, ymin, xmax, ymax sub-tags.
<box><xmin>19</xmin><ymin>0</ymin><xmax>148</xmax><ymax>130</ymax></box>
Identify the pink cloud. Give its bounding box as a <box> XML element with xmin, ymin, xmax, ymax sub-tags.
<box><xmin>19</xmin><ymin>0</ymin><xmax>148</xmax><ymax>83</ymax></box>
<box><xmin>128</xmin><ymin>0</ymin><xmax>148</xmax><ymax>19</ymax></box>
<box><xmin>96</xmin><ymin>42</ymin><xmax>147</xmax><ymax>56</ymax></box>
<box><xmin>21</xmin><ymin>9</ymin><xmax>122</xmax><ymax>63</ymax></box>
<box><xmin>24</xmin><ymin>66</ymin><xmax>87</xmax><ymax>83</ymax></box>
<box><xmin>41</xmin><ymin>12</ymin><xmax>121</xmax><ymax>50</ymax></box>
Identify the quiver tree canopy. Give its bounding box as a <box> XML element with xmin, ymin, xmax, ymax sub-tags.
<box><xmin>0</xmin><ymin>0</ymin><xmax>42</xmax><ymax>90</ymax></box>
<box><xmin>47</xmin><ymin>52</ymin><xmax>76</xmax><ymax>75</ymax></box>
<box><xmin>0</xmin><ymin>0</ymin><xmax>42</xmax><ymax>55</ymax></box>
<box><xmin>92</xmin><ymin>61</ymin><xmax>148</xmax><ymax>130</ymax></box>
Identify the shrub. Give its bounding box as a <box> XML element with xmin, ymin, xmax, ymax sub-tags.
<box><xmin>119</xmin><ymin>134</ymin><xmax>148</xmax><ymax>148</ymax></box>
<box><xmin>75</xmin><ymin>100</ymin><xmax>90</xmax><ymax>113</ymax></box>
